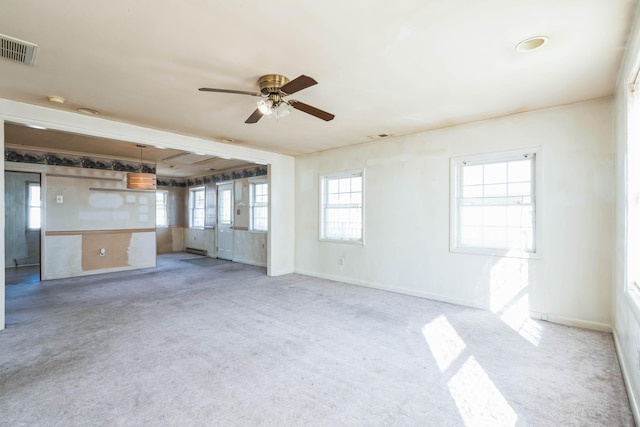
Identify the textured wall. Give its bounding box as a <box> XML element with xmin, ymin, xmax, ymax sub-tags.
<box><xmin>295</xmin><ymin>98</ymin><xmax>614</xmax><ymax>330</ymax></box>
<box><xmin>39</xmin><ymin>165</ymin><xmax>157</xmax><ymax>279</ymax></box>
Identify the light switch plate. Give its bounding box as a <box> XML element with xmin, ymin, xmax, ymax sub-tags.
<box><xmin>56</xmin><ymin>195</ymin><xmax>63</xmax><ymax>203</ymax></box>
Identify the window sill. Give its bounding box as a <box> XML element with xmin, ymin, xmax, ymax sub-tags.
<box><xmin>320</xmin><ymin>238</ymin><xmax>364</xmax><ymax>246</ymax></box>
<box><xmin>450</xmin><ymin>246</ymin><xmax>540</xmax><ymax>260</ymax></box>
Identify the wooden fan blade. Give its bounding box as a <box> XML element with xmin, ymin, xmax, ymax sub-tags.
<box><xmin>290</xmin><ymin>101</ymin><xmax>335</xmax><ymax>121</ymax></box>
<box><xmin>245</xmin><ymin>109</ymin><xmax>264</xmax><ymax>124</ymax></box>
<box><xmin>280</xmin><ymin>75</ymin><xmax>317</xmax><ymax>95</ymax></box>
<box><xmin>199</xmin><ymin>88</ymin><xmax>261</xmax><ymax>96</ymax></box>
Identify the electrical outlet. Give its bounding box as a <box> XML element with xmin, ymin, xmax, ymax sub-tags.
<box><xmin>339</xmin><ymin>258</ymin><xmax>345</xmax><ymax>266</ymax></box>
<box><xmin>540</xmin><ymin>313</ymin><xmax>549</xmax><ymax>321</ymax></box>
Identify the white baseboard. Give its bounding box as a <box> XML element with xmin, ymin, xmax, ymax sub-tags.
<box><xmin>529</xmin><ymin>311</ymin><xmax>612</xmax><ymax>332</ymax></box>
<box><xmin>43</xmin><ymin>262</ymin><xmax>156</xmax><ymax>280</ymax></box>
<box><xmin>295</xmin><ymin>269</ymin><xmax>613</xmax><ymax>332</ymax></box>
<box><xmin>613</xmin><ymin>330</ymin><xmax>640</xmax><ymax>426</ymax></box>
<box><xmin>294</xmin><ymin>268</ymin><xmax>484</xmax><ymax>310</ymax></box>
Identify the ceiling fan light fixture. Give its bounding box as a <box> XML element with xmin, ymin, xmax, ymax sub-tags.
<box><xmin>257</xmin><ymin>99</ymin><xmax>274</xmax><ymax>115</ymax></box>
<box><xmin>268</xmin><ymin>102</ymin><xmax>293</xmax><ymax>120</ymax></box>
<box><xmin>200</xmin><ymin>74</ymin><xmax>334</xmax><ymax>123</ymax></box>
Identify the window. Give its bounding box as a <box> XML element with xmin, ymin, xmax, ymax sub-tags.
<box><xmin>156</xmin><ymin>190</ymin><xmax>168</xmax><ymax>227</ymax></box>
<box><xmin>451</xmin><ymin>149</ymin><xmax>538</xmax><ymax>257</ymax></box>
<box><xmin>627</xmin><ymin>71</ymin><xmax>640</xmax><ymax>295</ymax></box>
<box><xmin>218</xmin><ymin>187</ymin><xmax>232</xmax><ymax>225</ymax></box>
<box><xmin>189</xmin><ymin>187</ymin><xmax>205</xmax><ymax>228</ymax></box>
<box><xmin>320</xmin><ymin>170</ymin><xmax>364</xmax><ymax>243</ymax></box>
<box><xmin>250</xmin><ymin>180</ymin><xmax>268</xmax><ymax>232</ymax></box>
<box><xmin>27</xmin><ymin>182</ymin><xmax>41</xmax><ymax>230</ymax></box>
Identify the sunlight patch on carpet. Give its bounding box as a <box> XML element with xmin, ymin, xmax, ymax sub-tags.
<box><xmin>448</xmin><ymin>356</ymin><xmax>518</xmax><ymax>427</ymax></box>
<box><xmin>422</xmin><ymin>314</ymin><xmax>466</xmax><ymax>372</ymax></box>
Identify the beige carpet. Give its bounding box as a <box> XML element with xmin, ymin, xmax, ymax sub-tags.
<box><xmin>0</xmin><ymin>253</ymin><xmax>634</xmax><ymax>426</ymax></box>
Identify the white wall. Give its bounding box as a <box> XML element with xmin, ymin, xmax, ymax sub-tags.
<box><xmin>185</xmin><ymin>228</ymin><xmax>215</xmax><ymax>255</ymax></box>
<box><xmin>614</xmin><ymin>3</ymin><xmax>640</xmax><ymax>421</ymax></box>
<box><xmin>296</xmin><ymin>98</ymin><xmax>614</xmax><ymax>330</ymax></box>
<box><xmin>268</xmin><ymin>161</ymin><xmax>295</xmax><ymax>275</ymax></box>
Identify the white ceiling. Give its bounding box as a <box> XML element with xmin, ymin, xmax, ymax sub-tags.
<box><xmin>0</xmin><ymin>0</ymin><xmax>636</xmax><ymax>158</ymax></box>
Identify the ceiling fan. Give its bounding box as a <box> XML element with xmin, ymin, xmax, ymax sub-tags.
<box><xmin>199</xmin><ymin>74</ymin><xmax>335</xmax><ymax>124</ymax></box>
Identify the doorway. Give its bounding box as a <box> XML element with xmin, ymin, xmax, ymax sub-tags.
<box><xmin>4</xmin><ymin>171</ymin><xmax>41</xmax><ymax>284</ymax></box>
<box><xmin>217</xmin><ymin>183</ymin><xmax>233</xmax><ymax>260</ymax></box>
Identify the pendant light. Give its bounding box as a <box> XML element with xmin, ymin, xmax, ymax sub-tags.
<box><xmin>127</xmin><ymin>144</ymin><xmax>156</xmax><ymax>190</ymax></box>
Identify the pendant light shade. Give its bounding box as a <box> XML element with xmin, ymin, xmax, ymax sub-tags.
<box><xmin>127</xmin><ymin>145</ymin><xmax>157</xmax><ymax>190</ymax></box>
<box><xmin>127</xmin><ymin>172</ymin><xmax>156</xmax><ymax>190</ymax></box>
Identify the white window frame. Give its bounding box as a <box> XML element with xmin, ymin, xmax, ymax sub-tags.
<box><xmin>249</xmin><ymin>179</ymin><xmax>269</xmax><ymax>232</ymax></box>
<box><xmin>626</xmin><ymin>65</ymin><xmax>640</xmax><ymax>309</ymax></box>
<box><xmin>319</xmin><ymin>169</ymin><xmax>364</xmax><ymax>244</ymax></box>
<box><xmin>27</xmin><ymin>181</ymin><xmax>41</xmax><ymax>230</ymax></box>
<box><xmin>450</xmin><ymin>148</ymin><xmax>541</xmax><ymax>259</ymax></box>
<box><xmin>189</xmin><ymin>186</ymin><xmax>206</xmax><ymax>229</ymax></box>
<box><xmin>155</xmin><ymin>190</ymin><xmax>168</xmax><ymax>228</ymax></box>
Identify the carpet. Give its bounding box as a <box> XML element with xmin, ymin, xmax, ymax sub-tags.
<box><xmin>0</xmin><ymin>253</ymin><xmax>633</xmax><ymax>426</ymax></box>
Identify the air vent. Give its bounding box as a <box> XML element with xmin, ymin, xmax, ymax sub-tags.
<box><xmin>0</xmin><ymin>34</ymin><xmax>38</xmax><ymax>65</ymax></box>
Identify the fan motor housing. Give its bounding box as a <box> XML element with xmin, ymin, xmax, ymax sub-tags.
<box><xmin>258</xmin><ymin>74</ymin><xmax>289</xmax><ymax>95</ymax></box>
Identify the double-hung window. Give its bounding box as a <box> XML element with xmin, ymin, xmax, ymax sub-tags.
<box><xmin>189</xmin><ymin>187</ymin><xmax>205</xmax><ymax>229</ymax></box>
<box><xmin>451</xmin><ymin>149</ymin><xmax>539</xmax><ymax>257</ymax></box>
<box><xmin>27</xmin><ymin>182</ymin><xmax>41</xmax><ymax>230</ymax></box>
<box><xmin>155</xmin><ymin>190</ymin><xmax>168</xmax><ymax>227</ymax></box>
<box><xmin>320</xmin><ymin>170</ymin><xmax>364</xmax><ymax>243</ymax></box>
<box><xmin>250</xmin><ymin>180</ymin><xmax>268</xmax><ymax>232</ymax></box>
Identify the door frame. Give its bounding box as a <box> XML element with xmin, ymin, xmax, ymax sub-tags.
<box><xmin>4</xmin><ymin>167</ymin><xmax>44</xmax><ymax>281</ymax></box>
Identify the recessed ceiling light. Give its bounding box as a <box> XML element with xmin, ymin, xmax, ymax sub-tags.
<box><xmin>193</xmin><ymin>152</ymin><xmax>206</xmax><ymax>156</ymax></box>
<box><xmin>27</xmin><ymin>124</ymin><xmax>47</xmax><ymax>130</ymax></box>
<box><xmin>219</xmin><ymin>156</ymin><xmax>232</xmax><ymax>160</ymax></box>
<box><xmin>48</xmin><ymin>95</ymin><xmax>65</xmax><ymax>104</ymax></box>
<box><xmin>516</xmin><ymin>36</ymin><xmax>548</xmax><ymax>52</ymax></box>
<box><xmin>154</xmin><ymin>145</ymin><xmax>167</xmax><ymax>149</ymax></box>
<box><xmin>221</xmin><ymin>138</ymin><xmax>234</xmax><ymax>143</ymax></box>
<box><xmin>77</xmin><ymin>107</ymin><xmax>100</xmax><ymax>115</ymax></box>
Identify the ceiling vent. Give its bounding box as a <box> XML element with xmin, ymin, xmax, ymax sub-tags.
<box><xmin>0</xmin><ymin>34</ymin><xmax>38</xmax><ymax>65</ymax></box>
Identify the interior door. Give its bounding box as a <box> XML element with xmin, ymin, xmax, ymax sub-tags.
<box><xmin>216</xmin><ymin>183</ymin><xmax>233</xmax><ymax>260</ymax></box>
